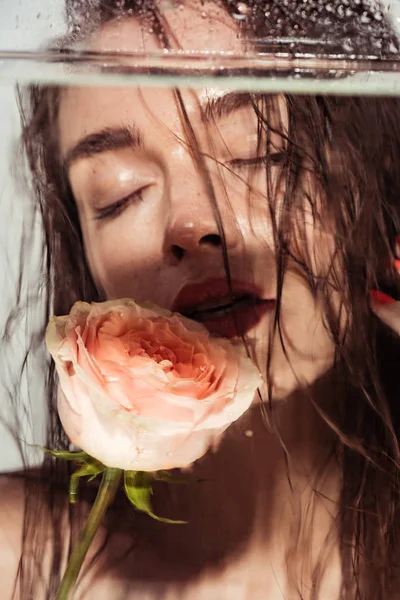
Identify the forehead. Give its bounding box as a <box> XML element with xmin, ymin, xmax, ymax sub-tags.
<box><xmin>90</xmin><ymin>0</ymin><xmax>242</xmax><ymax>54</ymax></box>
<box><xmin>59</xmin><ymin>3</ymin><xmax>245</xmax><ymax>156</ymax></box>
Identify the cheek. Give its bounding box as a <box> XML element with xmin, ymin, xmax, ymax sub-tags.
<box><xmin>285</xmin><ymin>193</ymin><xmax>339</xmax><ymax>289</ymax></box>
<box><xmin>222</xmin><ymin>172</ymin><xmax>276</xmax><ymax>249</ymax></box>
<box><xmin>266</xmin><ymin>220</ymin><xmax>346</xmax><ymax>400</ymax></box>
<box><xmin>80</xmin><ymin>214</ymin><xmax>163</xmax><ymax>300</ymax></box>
<box><xmin>268</xmin><ymin>211</ymin><xmax>342</xmax><ymax>398</ymax></box>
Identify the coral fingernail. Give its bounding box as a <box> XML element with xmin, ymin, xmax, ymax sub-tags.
<box><xmin>395</xmin><ymin>236</ymin><xmax>400</xmax><ymax>257</ymax></box>
<box><xmin>394</xmin><ymin>258</ymin><xmax>400</xmax><ymax>272</ymax></box>
<box><xmin>370</xmin><ymin>290</ymin><xmax>396</xmax><ymax>304</ymax></box>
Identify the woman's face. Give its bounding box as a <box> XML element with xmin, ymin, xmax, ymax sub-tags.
<box><xmin>58</xmin><ymin>1</ymin><xmax>338</xmax><ymax>400</ymax></box>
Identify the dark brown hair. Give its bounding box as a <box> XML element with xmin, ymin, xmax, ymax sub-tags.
<box><xmin>8</xmin><ymin>0</ymin><xmax>400</xmax><ymax>598</ymax></box>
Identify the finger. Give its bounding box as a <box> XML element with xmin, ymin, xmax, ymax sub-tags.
<box><xmin>395</xmin><ymin>235</ymin><xmax>400</xmax><ymax>259</ymax></box>
<box><xmin>393</xmin><ymin>245</ymin><xmax>400</xmax><ymax>277</ymax></box>
<box><xmin>370</xmin><ymin>290</ymin><xmax>400</xmax><ymax>336</ymax></box>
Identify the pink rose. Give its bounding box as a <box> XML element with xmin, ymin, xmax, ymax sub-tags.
<box><xmin>45</xmin><ymin>299</ymin><xmax>261</xmax><ymax>471</ymax></box>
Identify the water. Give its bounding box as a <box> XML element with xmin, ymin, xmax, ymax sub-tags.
<box><xmin>1</xmin><ymin>48</ymin><xmax>400</xmax><ymax>95</ymax></box>
<box><xmin>1</xmin><ymin>0</ymin><xmax>400</xmax><ymax>95</ymax></box>
<box><xmin>1</xmin><ymin>0</ymin><xmax>400</xmax><ymax>474</ymax></box>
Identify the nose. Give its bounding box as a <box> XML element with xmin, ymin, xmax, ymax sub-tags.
<box><xmin>164</xmin><ymin>161</ymin><xmax>241</xmax><ymax>263</ymax></box>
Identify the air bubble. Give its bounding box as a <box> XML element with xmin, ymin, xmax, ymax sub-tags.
<box><xmin>360</xmin><ymin>12</ymin><xmax>371</xmax><ymax>24</ymax></box>
<box><xmin>337</xmin><ymin>5</ymin><xmax>345</xmax><ymax>17</ymax></box>
<box><xmin>231</xmin><ymin>1</ymin><xmax>249</xmax><ymax>20</ymax></box>
<box><xmin>342</xmin><ymin>39</ymin><xmax>353</xmax><ymax>52</ymax></box>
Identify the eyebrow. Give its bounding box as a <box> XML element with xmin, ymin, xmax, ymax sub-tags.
<box><xmin>64</xmin><ymin>125</ymin><xmax>143</xmax><ymax>171</ymax></box>
<box><xmin>201</xmin><ymin>91</ymin><xmax>253</xmax><ymax>121</ymax></box>
<box><xmin>64</xmin><ymin>92</ymin><xmax>253</xmax><ymax>170</ymax></box>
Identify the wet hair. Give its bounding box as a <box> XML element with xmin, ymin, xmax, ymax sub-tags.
<box><xmin>6</xmin><ymin>0</ymin><xmax>400</xmax><ymax>598</ymax></box>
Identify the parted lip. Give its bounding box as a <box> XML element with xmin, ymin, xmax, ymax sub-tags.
<box><xmin>172</xmin><ymin>277</ymin><xmax>272</xmax><ymax>316</ymax></box>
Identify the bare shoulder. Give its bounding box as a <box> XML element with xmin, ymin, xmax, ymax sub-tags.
<box><xmin>0</xmin><ymin>474</ymin><xmax>25</xmax><ymax>550</ymax></box>
<box><xmin>0</xmin><ymin>474</ymin><xmax>25</xmax><ymax>599</ymax></box>
<box><xmin>0</xmin><ymin>472</ymin><xmax>65</xmax><ymax>599</ymax></box>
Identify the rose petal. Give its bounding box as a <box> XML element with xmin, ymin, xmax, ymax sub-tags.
<box><xmin>47</xmin><ymin>298</ymin><xmax>262</xmax><ymax>471</ymax></box>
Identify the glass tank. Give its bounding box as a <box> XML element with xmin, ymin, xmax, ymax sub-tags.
<box><xmin>1</xmin><ymin>0</ymin><xmax>400</xmax><ymax>92</ymax></box>
<box><xmin>2</xmin><ymin>6</ymin><xmax>400</xmax><ymax>600</ymax></box>
<box><xmin>0</xmin><ymin>0</ymin><xmax>399</xmax><ymax>471</ymax></box>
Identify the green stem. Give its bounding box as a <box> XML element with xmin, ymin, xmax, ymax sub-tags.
<box><xmin>55</xmin><ymin>467</ymin><xmax>122</xmax><ymax>600</ymax></box>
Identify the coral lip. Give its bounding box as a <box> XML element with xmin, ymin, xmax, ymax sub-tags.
<box><xmin>172</xmin><ymin>278</ymin><xmax>268</xmax><ymax>314</ymax></box>
<box><xmin>198</xmin><ymin>301</ymin><xmax>274</xmax><ymax>339</ymax></box>
<box><xmin>172</xmin><ymin>278</ymin><xmax>275</xmax><ymax>338</ymax></box>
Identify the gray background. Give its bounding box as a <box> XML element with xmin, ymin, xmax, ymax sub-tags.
<box><xmin>0</xmin><ymin>0</ymin><xmax>65</xmax><ymax>471</ymax></box>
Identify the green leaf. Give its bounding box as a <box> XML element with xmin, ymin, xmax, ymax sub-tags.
<box><xmin>68</xmin><ymin>458</ymin><xmax>107</xmax><ymax>504</ymax></box>
<box><xmin>42</xmin><ymin>447</ymin><xmax>89</xmax><ymax>462</ymax></box>
<box><xmin>124</xmin><ymin>471</ymin><xmax>186</xmax><ymax>524</ymax></box>
<box><xmin>71</xmin><ymin>462</ymin><xmax>105</xmax><ymax>481</ymax></box>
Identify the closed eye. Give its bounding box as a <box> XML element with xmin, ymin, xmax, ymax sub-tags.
<box><xmin>228</xmin><ymin>152</ymin><xmax>284</xmax><ymax>170</ymax></box>
<box><xmin>93</xmin><ymin>186</ymin><xmax>149</xmax><ymax>221</ymax></box>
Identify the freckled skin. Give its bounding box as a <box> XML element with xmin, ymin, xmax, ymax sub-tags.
<box><xmin>59</xmin><ymin>2</ymin><xmax>339</xmax><ymax>401</ymax></box>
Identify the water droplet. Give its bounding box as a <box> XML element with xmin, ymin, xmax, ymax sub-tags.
<box><xmin>236</xmin><ymin>2</ymin><xmax>249</xmax><ymax>15</ymax></box>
